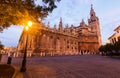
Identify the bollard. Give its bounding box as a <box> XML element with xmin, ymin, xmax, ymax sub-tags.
<box><xmin>7</xmin><ymin>56</ymin><xmax>12</xmax><ymax>64</ymax></box>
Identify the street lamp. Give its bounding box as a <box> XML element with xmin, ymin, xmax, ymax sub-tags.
<box><xmin>20</xmin><ymin>21</ymin><xmax>32</xmax><ymax>72</ymax></box>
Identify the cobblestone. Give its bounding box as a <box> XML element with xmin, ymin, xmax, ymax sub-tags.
<box><xmin>1</xmin><ymin>55</ymin><xmax>120</xmax><ymax>78</ymax></box>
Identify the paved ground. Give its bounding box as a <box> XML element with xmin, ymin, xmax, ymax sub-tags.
<box><xmin>1</xmin><ymin>55</ymin><xmax>120</xmax><ymax>78</ymax></box>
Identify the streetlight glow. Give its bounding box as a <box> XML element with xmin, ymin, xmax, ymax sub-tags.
<box><xmin>28</xmin><ymin>21</ymin><xmax>32</xmax><ymax>27</ymax></box>
<box><xmin>21</xmin><ymin>21</ymin><xmax>32</xmax><ymax>72</ymax></box>
<box><xmin>25</xmin><ymin>26</ymin><xmax>29</xmax><ymax>31</ymax></box>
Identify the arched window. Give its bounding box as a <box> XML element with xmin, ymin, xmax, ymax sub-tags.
<box><xmin>50</xmin><ymin>36</ymin><xmax>53</xmax><ymax>39</ymax></box>
<box><xmin>57</xmin><ymin>37</ymin><xmax>59</xmax><ymax>40</ymax></box>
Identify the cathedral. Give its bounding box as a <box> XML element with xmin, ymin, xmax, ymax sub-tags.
<box><xmin>17</xmin><ymin>5</ymin><xmax>102</xmax><ymax>56</ymax></box>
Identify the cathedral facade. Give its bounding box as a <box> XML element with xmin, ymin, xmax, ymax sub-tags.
<box><xmin>17</xmin><ymin>6</ymin><xmax>102</xmax><ymax>56</ymax></box>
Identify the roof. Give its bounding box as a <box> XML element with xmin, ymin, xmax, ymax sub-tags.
<box><xmin>108</xmin><ymin>33</ymin><xmax>116</xmax><ymax>40</ymax></box>
<box><xmin>114</xmin><ymin>26</ymin><xmax>120</xmax><ymax>31</ymax></box>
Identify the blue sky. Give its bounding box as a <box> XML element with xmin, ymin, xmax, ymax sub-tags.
<box><xmin>0</xmin><ymin>0</ymin><xmax>120</xmax><ymax>47</ymax></box>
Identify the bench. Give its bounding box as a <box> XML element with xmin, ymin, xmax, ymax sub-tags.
<box><xmin>0</xmin><ymin>64</ymin><xmax>16</xmax><ymax>78</ymax></box>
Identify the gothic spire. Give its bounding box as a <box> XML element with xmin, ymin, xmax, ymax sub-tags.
<box><xmin>47</xmin><ymin>22</ymin><xmax>50</xmax><ymax>28</ymax></box>
<box><xmin>90</xmin><ymin>4</ymin><xmax>96</xmax><ymax>17</ymax></box>
<box><xmin>60</xmin><ymin>17</ymin><xmax>62</xmax><ymax>22</ymax></box>
<box><xmin>54</xmin><ymin>24</ymin><xmax>56</xmax><ymax>31</ymax></box>
<box><xmin>80</xmin><ymin>19</ymin><xmax>85</xmax><ymax>26</ymax></box>
<box><xmin>82</xmin><ymin>19</ymin><xmax>85</xmax><ymax>24</ymax></box>
<box><xmin>59</xmin><ymin>17</ymin><xmax>63</xmax><ymax>31</ymax></box>
<box><xmin>91</xmin><ymin>4</ymin><xmax>93</xmax><ymax>10</ymax></box>
<box><xmin>54</xmin><ymin>24</ymin><xmax>56</xmax><ymax>29</ymax></box>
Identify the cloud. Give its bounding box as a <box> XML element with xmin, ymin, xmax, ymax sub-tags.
<box><xmin>44</xmin><ymin>0</ymin><xmax>94</xmax><ymax>27</ymax></box>
<box><xmin>3</xmin><ymin>0</ymin><xmax>120</xmax><ymax>46</ymax></box>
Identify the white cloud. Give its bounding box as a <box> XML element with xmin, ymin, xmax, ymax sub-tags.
<box><xmin>44</xmin><ymin>0</ymin><xmax>94</xmax><ymax>27</ymax></box>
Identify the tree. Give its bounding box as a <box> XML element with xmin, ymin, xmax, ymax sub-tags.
<box><xmin>99</xmin><ymin>45</ymin><xmax>105</xmax><ymax>52</ymax></box>
<box><xmin>99</xmin><ymin>43</ymin><xmax>114</xmax><ymax>56</ymax></box>
<box><xmin>0</xmin><ymin>0</ymin><xmax>61</xmax><ymax>31</ymax></box>
<box><xmin>114</xmin><ymin>39</ymin><xmax>120</xmax><ymax>55</ymax></box>
<box><xmin>105</xmin><ymin>43</ymin><xmax>113</xmax><ymax>51</ymax></box>
<box><xmin>99</xmin><ymin>45</ymin><xmax>106</xmax><ymax>55</ymax></box>
<box><xmin>0</xmin><ymin>41</ymin><xmax>4</xmax><ymax>50</ymax></box>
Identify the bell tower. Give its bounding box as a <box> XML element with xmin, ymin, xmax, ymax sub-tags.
<box><xmin>90</xmin><ymin>4</ymin><xmax>96</xmax><ymax>17</ymax></box>
<box><xmin>88</xmin><ymin>4</ymin><xmax>99</xmax><ymax>32</ymax></box>
<box><xmin>88</xmin><ymin>4</ymin><xmax>102</xmax><ymax>46</ymax></box>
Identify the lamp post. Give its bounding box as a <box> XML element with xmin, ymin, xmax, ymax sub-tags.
<box><xmin>20</xmin><ymin>21</ymin><xmax>32</xmax><ymax>72</ymax></box>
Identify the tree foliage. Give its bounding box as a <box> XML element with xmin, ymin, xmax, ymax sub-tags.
<box><xmin>0</xmin><ymin>0</ymin><xmax>60</xmax><ymax>31</ymax></box>
<box><xmin>99</xmin><ymin>44</ymin><xmax>113</xmax><ymax>55</ymax></box>
<box><xmin>99</xmin><ymin>45</ymin><xmax>105</xmax><ymax>52</ymax></box>
<box><xmin>114</xmin><ymin>39</ymin><xmax>120</xmax><ymax>52</ymax></box>
<box><xmin>99</xmin><ymin>39</ymin><xmax>120</xmax><ymax>56</ymax></box>
<box><xmin>0</xmin><ymin>41</ymin><xmax>4</xmax><ymax>50</ymax></box>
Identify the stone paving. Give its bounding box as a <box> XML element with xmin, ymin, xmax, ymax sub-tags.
<box><xmin>1</xmin><ymin>55</ymin><xmax>120</xmax><ymax>78</ymax></box>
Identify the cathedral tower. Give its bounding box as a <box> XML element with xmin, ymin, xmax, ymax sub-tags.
<box><xmin>17</xmin><ymin>5</ymin><xmax>102</xmax><ymax>56</ymax></box>
<box><xmin>88</xmin><ymin>4</ymin><xmax>102</xmax><ymax>46</ymax></box>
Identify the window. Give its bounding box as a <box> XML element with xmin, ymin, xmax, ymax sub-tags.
<box><xmin>117</xmin><ymin>31</ymin><xmax>119</xmax><ymax>33</ymax></box>
<box><xmin>51</xmin><ymin>36</ymin><xmax>53</xmax><ymax>39</ymax></box>
<box><xmin>114</xmin><ymin>38</ymin><xmax>116</xmax><ymax>42</ymax></box>
<box><xmin>118</xmin><ymin>36</ymin><xmax>120</xmax><ymax>41</ymax></box>
<box><xmin>75</xmin><ymin>42</ymin><xmax>76</xmax><ymax>45</ymax></box>
<box><xmin>67</xmin><ymin>41</ymin><xmax>69</xmax><ymax>43</ymax></box>
<box><xmin>112</xmin><ymin>39</ymin><xmax>114</xmax><ymax>44</ymax></box>
<box><xmin>67</xmin><ymin>46</ymin><xmax>69</xmax><ymax>48</ymax></box>
<box><xmin>71</xmin><ymin>41</ymin><xmax>73</xmax><ymax>44</ymax></box>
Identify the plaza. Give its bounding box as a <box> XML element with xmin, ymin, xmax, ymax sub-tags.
<box><xmin>1</xmin><ymin>55</ymin><xmax>120</xmax><ymax>78</ymax></box>
<box><xmin>1</xmin><ymin>1</ymin><xmax>120</xmax><ymax>78</ymax></box>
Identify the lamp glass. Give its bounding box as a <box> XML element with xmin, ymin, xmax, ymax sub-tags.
<box><xmin>28</xmin><ymin>21</ymin><xmax>32</xmax><ymax>27</ymax></box>
<box><xmin>25</xmin><ymin>26</ymin><xmax>29</xmax><ymax>31</ymax></box>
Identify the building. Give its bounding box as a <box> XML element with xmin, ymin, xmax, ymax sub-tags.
<box><xmin>17</xmin><ymin>5</ymin><xmax>102</xmax><ymax>56</ymax></box>
<box><xmin>108</xmin><ymin>26</ymin><xmax>120</xmax><ymax>44</ymax></box>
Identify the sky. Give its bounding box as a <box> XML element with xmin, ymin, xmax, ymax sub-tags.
<box><xmin>0</xmin><ymin>0</ymin><xmax>120</xmax><ymax>47</ymax></box>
